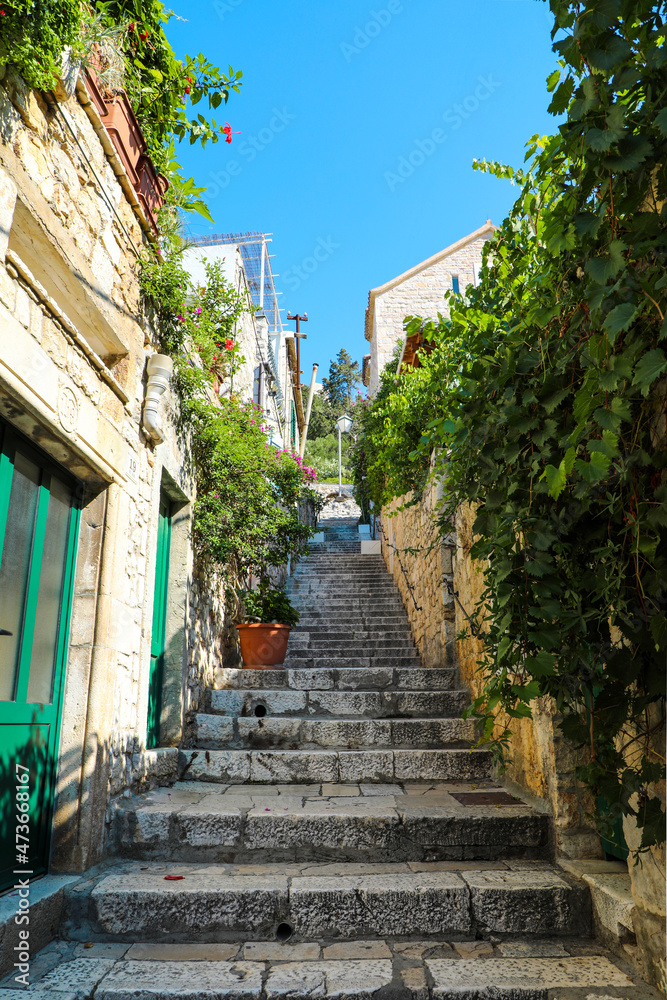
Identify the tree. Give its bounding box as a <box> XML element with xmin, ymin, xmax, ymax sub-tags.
<box><xmin>301</xmin><ymin>387</ymin><xmax>335</xmax><ymax>439</ymax></box>
<box><xmin>322</xmin><ymin>349</ymin><xmax>361</xmax><ymax>410</ymax></box>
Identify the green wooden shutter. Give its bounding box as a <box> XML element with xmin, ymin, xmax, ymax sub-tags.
<box><xmin>146</xmin><ymin>494</ymin><xmax>171</xmax><ymax>749</ymax></box>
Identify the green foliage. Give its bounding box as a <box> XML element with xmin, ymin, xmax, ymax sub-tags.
<box><xmin>0</xmin><ymin>0</ymin><xmax>81</xmax><ymax>91</ymax></box>
<box><xmin>303</xmin><ymin>433</ymin><xmax>351</xmax><ymax>481</ymax></box>
<box><xmin>302</xmin><ymin>388</ymin><xmax>336</xmax><ymax>440</ymax></box>
<box><xmin>240</xmin><ymin>583</ymin><xmax>299</xmax><ymax>627</ymax></box>
<box><xmin>353</xmin><ymin>0</ymin><xmax>667</xmax><ymax>851</ymax></box>
<box><xmin>94</xmin><ymin>0</ymin><xmax>242</xmax><ymax>174</ymax></box>
<box><xmin>322</xmin><ymin>349</ymin><xmax>361</xmax><ymax>410</ymax></box>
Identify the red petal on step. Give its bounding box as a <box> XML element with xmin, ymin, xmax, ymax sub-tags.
<box><xmin>163</xmin><ymin>875</ymin><xmax>185</xmax><ymax>881</ymax></box>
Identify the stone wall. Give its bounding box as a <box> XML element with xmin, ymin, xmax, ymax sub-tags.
<box><xmin>0</xmin><ymin>68</ymin><xmax>227</xmax><ymax>876</ymax></box>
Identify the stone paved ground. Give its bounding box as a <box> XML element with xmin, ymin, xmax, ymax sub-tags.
<box><xmin>0</xmin><ymin>932</ymin><xmax>657</xmax><ymax>998</ymax></box>
<box><xmin>0</xmin><ymin>517</ymin><xmax>657</xmax><ymax>998</ymax></box>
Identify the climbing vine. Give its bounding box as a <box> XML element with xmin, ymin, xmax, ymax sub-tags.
<box><xmin>353</xmin><ymin>0</ymin><xmax>667</xmax><ymax>850</ymax></box>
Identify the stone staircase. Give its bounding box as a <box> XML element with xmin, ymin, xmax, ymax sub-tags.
<box><xmin>6</xmin><ymin>517</ymin><xmax>654</xmax><ymax>998</ymax></box>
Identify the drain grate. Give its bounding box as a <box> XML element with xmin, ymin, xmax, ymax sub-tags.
<box><xmin>451</xmin><ymin>791</ymin><xmax>522</xmax><ymax>806</ymax></box>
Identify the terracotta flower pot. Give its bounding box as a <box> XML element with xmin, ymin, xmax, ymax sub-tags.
<box><xmin>104</xmin><ymin>95</ymin><xmax>146</xmax><ymax>185</ymax></box>
<box><xmin>236</xmin><ymin>623</ymin><xmax>291</xmax><ymax>668</ymax></box>
<box><xmin>136</xmin><ymin>155</ymin><xmax>170</xmax><ymax>234</ymax></box>
<box><xmin>83</xmin><ymin>68</ymin><xmax>146</xmax><ymax>185</ymax></box>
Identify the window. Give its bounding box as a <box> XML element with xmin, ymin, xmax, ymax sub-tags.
<box><xmin>451</xmin><ymin>275</ymin><xmax>460</xmax><ymax>295</ymax></box>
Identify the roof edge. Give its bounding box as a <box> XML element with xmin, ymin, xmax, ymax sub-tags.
<box><xmin>364</xmin><ymin>220</ymin><xmax>497</xmax><ymax>342</ymax></box>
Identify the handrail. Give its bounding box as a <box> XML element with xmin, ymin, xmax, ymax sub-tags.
<box><xmin>376</xmin><ymin>520</ymin><xmax>423</xmax><ymax>612</ymax></box>
<box><xmin>377</xmin><ymin>519</ymin><xmax>481</xmax><ymax>637</ymax></box>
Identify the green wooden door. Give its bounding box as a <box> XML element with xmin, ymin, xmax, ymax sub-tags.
<box><xmin>0</xmin><ymin>422</ymin><xmax>80</xmax><ymax>891</ymax></box>
<box><xmin>146</xmin><ymin>494</ymin><xmax>171</xmax><ymax>749</ymax></box>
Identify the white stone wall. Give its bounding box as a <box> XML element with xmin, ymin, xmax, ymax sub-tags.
<box><xmin>369</xmin><ymin>232</ymin><xmax>492</xmax><ymax>393</ymax></box>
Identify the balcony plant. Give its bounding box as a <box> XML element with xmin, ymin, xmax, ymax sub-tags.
<box><xmin>236</xmin><ymin>583</ymin><xmax>299</xmax><ymax>669</ymax></box>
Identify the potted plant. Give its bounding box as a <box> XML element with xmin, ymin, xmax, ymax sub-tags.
<box><xmin>236</xmin><ymin>582</ymin><xmax>299</xmax><ymax>669</ymax></box>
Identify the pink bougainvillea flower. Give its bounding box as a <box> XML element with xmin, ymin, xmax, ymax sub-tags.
<box><xmin>223</xmin><ymin>122</ymin><xmax>241</xmax><ymax>144</ymax></box>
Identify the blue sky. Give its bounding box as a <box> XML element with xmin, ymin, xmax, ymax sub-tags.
<box><xmin>166</xmin><ymin>0</ymin><xmax>558</xmax><ymax>380</ymax></box>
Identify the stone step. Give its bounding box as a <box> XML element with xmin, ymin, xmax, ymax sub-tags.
<box><xmin>295</xmin><ymin>616</ymin><xmax>411</xmax><ymax>627</ymax></box>
<box><xmin>63</xmin><ymin>861</ymin><xmax>589</xmax><ymax>943</ymax></box>
<box><xmin>215</xmin><ymin>666</ymin><xmax>459</xmax><ymax>692</ymax></box>
<box><xmin>178</xmin><ymin>748</ymin><xmax>493</xmax><ymax>784</ymax></box>
<box><xmin>293</xmin><ymin>589</ymin><xmax>400</xmax><ymax>596</ymax></box>
<box><xmin>291</xmin><ymin>626</ymin><xmax>413</xmax><ymax>638</ymax></box>
<box><xmin>23</xmin><ymin>941</ymin><xmax>648</xmax><ymax>999</ymax></box>
<box><xmin>192</xmin><ymin>714</ymin><xmax>475</xmax><ymax>750</ymax></box>
<box><xmin>285</xmin><ymin>656</ymin><xmax>421</xmax><ymax>669</ymax></box>
<box><xmin>298</xmin><ymin>594</ymin><xmax>403</xmax><ymax>611</ymax></box>
<box><xmin>112</xmin><ymin>781</ymin><xmax>548</xmax><ymax>863</ymax></box>
<box><xmin>291</xmin><ymin>572</ymin><xmax>391</xmax><ymax>580</ymax></box>
<box><xmin>208</xmin><ymin>689</ymin><xmax>467</xmax><ymax>719</ymax></box>
<box><xmin>287</xmin><ymin>570</ymin><xmax>396</xmax><ymax>590</ymax></box>
<box><xmin>286</xmin><ymin>646</ymin><xmax>418</xmax><ymax>660</ymax></box>
<box><xmin>288</xmin><ymin>638</ymin><xmax>416</xmax><ymax>651</ymax></box>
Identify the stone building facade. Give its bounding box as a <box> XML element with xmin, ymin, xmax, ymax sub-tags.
<box><xmin>0</xmin><ymin>65</ymin><xmax>229</xmax><ymax>907</ymax></box>
<box><xmin>183</xmin><ymin>236</ymin><xmax>303</xmax><ymax>453</ymax></box>
<box><xmin>364</xmin><ymin>220</ymin><xmax>495</xmax><ymax>394</ymax></box>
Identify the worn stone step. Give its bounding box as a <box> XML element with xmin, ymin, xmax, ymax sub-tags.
<box><xmin>209</xmin><ymin>689</ymin><xmax>467</xmax><ymax>719</ymax></box>
<box><xmin>291</xmin><ymin>626</ymin><xmax>413</xmax><ymax>638</ymax></box>
<box><xmin>215</xmin><ymin>667</ymin><xmax>458</xmax><ymax>692</ymax></box>
<box><xmin>295</xmin><ymin>616</ymin><xmax>410</xmax><ymax>627</ymax></box>
<box><xmin>293</xmin><ymin>598</ymin><xmax>405</xmax><ymax>608</ymax></box>
<box><xmin>285</xmin><ymin>645</ymin><xmax>418</xmax><ymax>660</ymax></box>
<box><xmin>286</xmin><ymin>573</ymin><xmax>398</xmax><ymax>594</ymax></box>
<box><xmin>285</xmin><ymin>656</ymin><xmax>421</xmax><ymax>670</ymax></box>
<box><xmin>22</xmin><ymin>941</ymin><xmax>649</xmax><ymax>1000</ymax></box>
<box><xmin>178</xmin><ymin>748</ymin><xmax>493</xmax><ymax>785</ymax></box>
<box><xmin>63</xmin><ymin>861</ymin><xmax>589</xmax><ymax>943</ymax></box>
<box><xmin>112</xmin><ymin>781</ymin><xmax>548</xmax><ymax>863</ymax></box>
<box><xmin>192</xmin><ymin>714</ymin><xmax>474</xmax><ymax>750</ymax></box>
<box><xmin>287</xmin><ymin>636</ymin><xmax>418</xmax><ymax>658</ymax></box>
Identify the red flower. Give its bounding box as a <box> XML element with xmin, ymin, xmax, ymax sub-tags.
<box><xmin>222</xmin><ymin>122</ymin><xmax>240</xmax><ymax>144</ymax></box>
<box><xmin>184</xmin><ymin>85</ymin><xmax>190</xmax><ymax>95</ymax></box>
<box><xmin>225</xmin><ymin>339</ymin><xmax>234</xmax><ymax>350</ymax></box>
<box><xmin>140</xmin><ymin>29</ymin><xmax>148</xmax><ymax>41</ymax></box>
<box><xmin>128</xmin><ymin>21</ymin><xmax>135</xmax><ymax>31</ymax></box>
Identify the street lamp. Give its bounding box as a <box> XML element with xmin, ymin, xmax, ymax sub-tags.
<box><xmin>335</xmin><ymin>413</ymin><xmax>353</xmax><ymax>499</ymax></box>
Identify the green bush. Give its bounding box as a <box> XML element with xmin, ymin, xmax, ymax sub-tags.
<box><xmin>240</xmin><ymin>584</ymin><xmax>299</xmax><ymax>627</ymax></box>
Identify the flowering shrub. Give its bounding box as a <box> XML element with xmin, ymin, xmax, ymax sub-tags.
<box><xmin>142</xmin><ymin>236</ymin><xmax>319</xmax><ymax>587</ymax></box>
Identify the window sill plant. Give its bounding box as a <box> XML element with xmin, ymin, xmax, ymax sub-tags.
<box><xmin>236</xmin><ymin>583</ymin><xmax>299</xmax><ymax>669</ymax></box>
